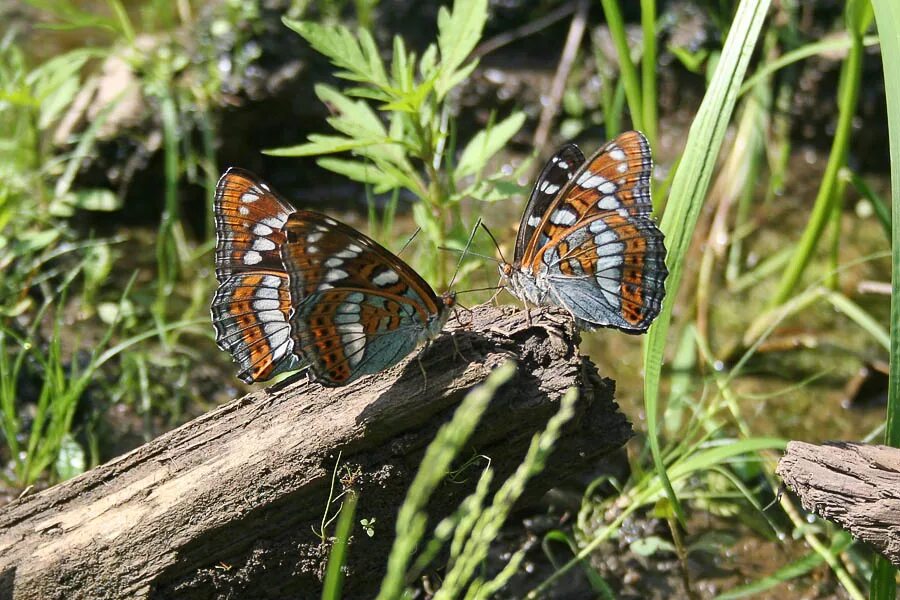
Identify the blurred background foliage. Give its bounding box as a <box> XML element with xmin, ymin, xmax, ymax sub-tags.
<box><xmin>0</xmin><ymin>0</ymin><xmax>897</xmax><ymax>597</ymax></box>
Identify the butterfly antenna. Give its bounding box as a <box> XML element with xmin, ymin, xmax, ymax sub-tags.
<box><xmin>437</xmin><ymin>246</ymin><xmax>500</xmax><ymax>264</ymax></box>
<box><xmin>397</xmin><ymin>227</ymin><xmax>421</xmax><ymax>257</ymax></box>
<box><xmin>447</xmin><ymin>218</ymin><xmax>482</xmax><ymax>291</ymax></box>
<box><xmin>479</xmin><ymin>222</ymin><xmax>507</xmax><ymax>265</ymax></box>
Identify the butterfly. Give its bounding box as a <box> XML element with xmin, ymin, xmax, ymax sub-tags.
<box><xmin>211</xmin><ymin>167</ymin><xmax>455</xmax><ymax>386</ymax></box>
<box><xmin>499</xmin><ymin>130</ymin><xmax>667</xmax><ymax>332</ymax></box>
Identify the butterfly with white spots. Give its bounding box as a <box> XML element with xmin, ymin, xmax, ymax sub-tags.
<box><xmin>211</xmin><ymin>168</ymin><xmax>455</xmax><ymax>386</ymax></box>
<box><xmin>499</xmin><ymin>131</ymin><xmax>667</xmax><ymax>332</ymax></box>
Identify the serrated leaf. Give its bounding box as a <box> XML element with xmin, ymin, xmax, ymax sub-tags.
<box><xmin>344</xmin><ymin>86</ymin><xmax>393</xmax><ymax>102</ymax></box>
<box><xmin>455</xmin><ymin>112</ymin><xmax>525</xmax><ymax>178</ymax></box>
<box><xmin>420</xmin><ymin>44</ymin><xmax>438</xmax><ymax>79</ymax></box>
<box><xmin>435</xmin><ymin>0</ymin><xmax>488</xmax><ymax>98</ymax></box>
<box><xmin>282</xmin><ymin>18</ymin><xmax>391</xmax><ymax>90</ymax></box>
<box><xmin>264</xmin><ymin>134</ymin><xmax>382</xmax><ymax>156</ymax></box>
<box><xmin>391</xmin><ymin>36</ymin><xmax>409</xmax><ymax>92</ymax></box>
<box><xmin>316</xmin><ymin>84</ymin><xmax>389</xmax><ymax>139</ymax></box>
<box><xmin>316</xmin><ymin>157</ymin><xmax>403</xmax><ymax>193</ymax></box>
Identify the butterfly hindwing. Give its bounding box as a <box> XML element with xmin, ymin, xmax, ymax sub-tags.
<box><xmin>280</xmin><ymin>211</ymin><xmax>448</xmax><ymax>386</ymax></box>
<box><xmin>543</xmin><ymin>213</ymin><xmax>667</xmax><ymax>331</ymax></box>
<box><xmin>210</xmin><ymin>270</ymin><xmax>302</xmax><ymax>383</ymax></box>
<box><xmin>289</xmin><ymin>289</ymin><xmax>427</xmax><ymax>386</ymax></box>
<box><xmin>514</xmin><ymin>144</ymin><xmax>585</xmax><ymax>262</ymax></box>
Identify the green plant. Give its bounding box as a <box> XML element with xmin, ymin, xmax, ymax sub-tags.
<box><xmin>869</xmin><ymin>1</ymin><xmax>900</xmax><ymax>597</ymax></box>
<box><xmin>371</xmin><ymin>363</ymin><xmax>577</xmax><ymax>599</ymax></box>
<box><xmin>269</xmin><ymin>0</ymin><xmax>527</xmax><ymax>288</ymax></box>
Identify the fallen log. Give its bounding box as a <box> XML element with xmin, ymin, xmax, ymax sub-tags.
<box><xmin>776</xmin><ymin>440</ymin><xmax>900</xmax><ymax>566</ymax></box>
<box><xmin>0</xmin><ymin>305</ymin><xmax>632</xmax><ymax>599</ymax></box>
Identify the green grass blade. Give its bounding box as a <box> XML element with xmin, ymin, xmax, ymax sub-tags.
<box><xmin>871</xmin><ymin>0</ymin><xmax>900</xmax><ymax>597</ymax></box>
<box><xmin>599</xmin><ymin>0</ymin><xmax>643</xmax><ymax>132</ymax></box>
<box><xmin>769</xmin><ymin>2</ymin><xmax>871</xmax><ymax>306</ymax></box>
<box><xmin>642</xmin><ymin>0</ymin><xmax>771</xmax><ymax>527</ymax></box>
<box><xmin>376</xmin><ymin>362</ymin><xmax>516</xmax><ymax>600</ymax></box>
<box><xmin>321</xmin><ymin>491</ymin><xmax>358</xmax><ymax>600</ymax></box>
<box><xmin>640</xmin><ymin>0</ymin><xmax>657</xmax><ymax>146</ymax></box>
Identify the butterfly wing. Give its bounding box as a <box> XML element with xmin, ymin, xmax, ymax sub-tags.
<box><xmin>211</xmin><ymin>168</ymin><xmax>303</xmax><ymax>382</ymax></box>
<box><xmin>280</xmin><ymin>211</ymin><xmax>446</xmax><ymax>386</ymax></box>
<box><xmin>513</xmin><ymin>144</ymin><xmax>585</xmax><ymax>262</ymax></box>
<box><xmin>540</xmin><ymin>213</ymin><xmax>667</xmax><ymax>331</ymax></box>
<box><xmin>521</xmin><ymin>131</ymin><xmax>667</xmax><ymax>332</ymax></box>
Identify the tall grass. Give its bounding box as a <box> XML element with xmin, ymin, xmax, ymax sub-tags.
<box><xmin>869</xmin><ymin>1</ymin><xmax>900</xmax><ymax>598</ymax></box>
<box><xmin>641</xmin><ymin>0</ymin><xmax>772</xmax><ymax>526</ymax></box>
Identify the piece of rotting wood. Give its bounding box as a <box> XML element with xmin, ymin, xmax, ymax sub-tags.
<box><xmin>777</xmin><ymin>441</ymin><xmax>900</xmax><ymax>565</ymax></box>
<box><xmin>0</xmin><ymin>305</ymin><xmax>632</xmax><ymax>600</ymax></box>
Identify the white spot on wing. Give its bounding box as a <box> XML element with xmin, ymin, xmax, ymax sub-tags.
<box><xmin>252</xmin><ymin>238</ymin><xmax>276</xmax><ymax>252</ymax></box>
<box><xmin>262</xmin><ymin>275</ymin><xmax>282</xmax><ymax>288</ymax></box>
<box><xmin>258</xmin><ymin>310</ymin><xmax>283</xmax><ymax>323</ymax></box>
<box><xmin>239</xmin><ymin>206</ymin><xmax>250</xmax><ymax>216</ymax></box>
<box><xmin>244</xmin><ymin>250</ymin><xmax>262</xmax><ymax>265</ymax></box>
<box><xmin>241</xmin><ymin>192</ymin><xmax>259</xmax><ymax>203</ymax></box>
<box><xmin>549</xmin><ymin>207</ymin><xmax>577</xmax><ymax>226</ymax></box>
<box><xmin>527</xmin><ymin>215</ymin><xmax>541</xmax><ymax>227</ymax></box>
<box><xmin>325</xmin><ymin>269</ymin><xmax>348</xmax><ymax>282</ymax></box>
<box><xmin>608</xmin><ymin>147</ymin><xmax>626</xmax><ymax>161</ymax></box>
<box><xmin>256</xmin><ymin>287</ymin><xmax>279</xmax><ymax>300</ymax></box>
<box><xmin>253</xmin><ymin>223</ymin><xmax>273</xmax><ymax>236</ymax></box>
<box><xmin>253</xmin><ymin>298</ymin><xmax>280</xmax><ymax>311</ymax></box>
<box><xmin>324</xmin><ymin>257</ymin><xmax>343</xmax><ymax>268</ymax></box>
<box><xmin>307</xmin><ymin>232</ymin><xmax>324</xmax><ymax>243</ymax></box>
<box><xmin>373</xmin><ymin>270</ymin><xmax>400</xmax><ymax>287</ymax></box>
<box><xmin>335</xmin><ymin>246</ymin><xmax>361</xmax><ymax>259</ymax></box>
<box><xmin>598</xmin><ymin>195</ymin><xmax>620</xmax><ymax>210</ymax></box>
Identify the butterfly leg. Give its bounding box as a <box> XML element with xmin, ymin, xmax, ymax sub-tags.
<box><xmin>416</xmin><ymin>353</ymin><xmax>429</xmax><ymax>394</ymax></box>
<box><xmin>449</xmin><ymin>331</ymin><xmax>468</xmax><ymax>363</ymax></box>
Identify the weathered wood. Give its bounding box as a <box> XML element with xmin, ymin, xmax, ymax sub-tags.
<box><xmin>0</xmin><ymin>305</ymin><xmax>631</xmax><ymax>599</ymax></box>
<box><xmin>777</xmin><ymin>441</ymin><xmax>900</xmax><ymax>565</ymax></box>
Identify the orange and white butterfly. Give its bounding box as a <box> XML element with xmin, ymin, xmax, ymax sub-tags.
<box><xmin>500</xmin><ymin>131</ymin><xmax>667</xmax><ymax>332</ymax></box>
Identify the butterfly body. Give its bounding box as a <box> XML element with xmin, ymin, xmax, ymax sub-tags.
<box><xmin>500</xmin><ymin>131</ymin><xmax>667</xmax><ymax>332</ymax></box>
<box><xmin>212</xmin><ymin>168</ymin><xmax>453</xmax><ymax>386</ymax></box>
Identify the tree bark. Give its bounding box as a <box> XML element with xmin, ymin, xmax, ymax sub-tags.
<box><xmin>0</xmin><ymin>305</ymin><xmax>632</xmax><ymax>599</ymax></box>
<box><xmin>776</xmin><ymin>440</ymin><xmax>900</xmax><ymax>566</ymax></box>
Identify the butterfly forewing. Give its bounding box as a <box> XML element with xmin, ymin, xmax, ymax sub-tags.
<box><xmin>522</xmin><ymin>131</ymin><xmax>654</xmax><ymax>265</ymax></box>
<box><xmin>214</xmin><ymin>167</ymin><xmax>295</xmax><ymax>282</ymax></box>
<box><xmin>514</xmin><ymin>144</ymin><xmax>585</xmax><ymax>262</ymax></box>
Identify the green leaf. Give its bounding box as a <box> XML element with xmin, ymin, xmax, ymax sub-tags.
<box><xmin>456</xmin><ymin>178</ymin><xmax>529</xmax><ymax>204</ymax></box>
<box><xmin>282</xmin><ymin>18</ymin><xmax>390</xmax><ymax>90</ymax></box>
<box><xmin>55</xmin><ymin>433</ymin><xmax>86</xmax><ymax>481</ymax></box>
<box><xmin>264</xmin><ymin>134</ymin><xmax>382</xmax><ymax>156</ymax></box>
<box><xmin>630</xmin><ymin>536</ymin><xmax>676</xmax><ymax>557</ymax></box>
<box><xmin>870</xmin><ymin>0</ymin><xmax>900</xmax><ymax>594</ymax></box>
<box><xmin>316</xmin><ymin>157</ymin><xmax>403</xmax><ymax>193</ymax></box>
<box><xmin>316</xmin><ymin>84</ymin><xmax>389</xmax><ymax>140</ymax></box>
<box><xmin>455</xmin><ymin>112</ymin><xmax>525</xmax><ymax>178</ymax></box>
<box><xmin>435</xmin><ymin>0</ymin><xmax>488</xmax><ymax>98</ymax></box>
<box><xmin>69</xmin><ymin>188</ymin><xmax>121</xmax><ymax>211</ymax></box>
